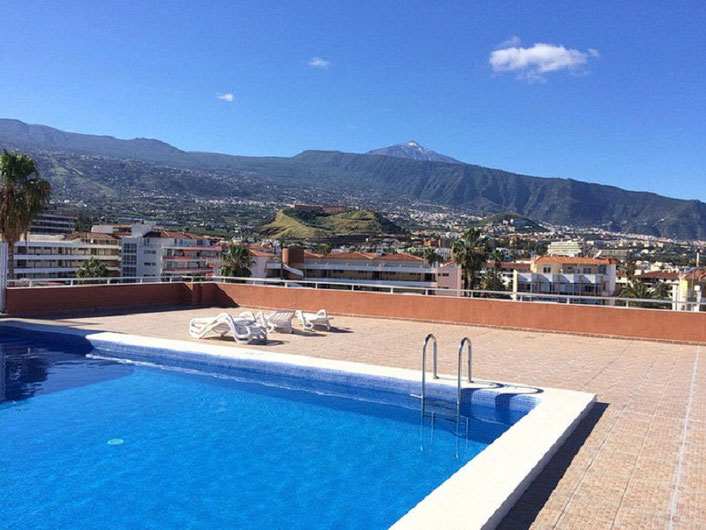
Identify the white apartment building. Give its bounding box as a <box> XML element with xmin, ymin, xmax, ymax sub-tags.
<box><xmin>28</xmin><ymin>212</ymin><xmax>77</xmax><ymax>235</ymax></box>
<box><xmin>111</xmin><ymin>223</ymin><xmax>221</xmax><ymax>278</ymax></box>
<box><xmin>12</xmin><ymin>232</ymin><xmax>122</xmax><ymax>280</ymax></box>
<box><xmin>252</xmin><ymin>248</ymin><xmax>463</xmax><ymax>294</ymax></box>
<box><xmin>513</xmin><ymin>256</ymin><xmax>618</xmax><ymax>298</ymax></box>
<box><xmin>547</xmin><ymin>240</ymin><xmax>585</xmax><ymax>257</ymax></box>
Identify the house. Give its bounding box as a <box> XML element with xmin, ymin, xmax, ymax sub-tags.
<box><xmin>248</xmin><ymin>247</ymin><xmax>463</xmax><ymax>295</ymax></box>
<box><xmin>513</xmin><ymin>256</ymin><xmax>618</xmax><ymax>298</ymax></box>
<box><xmin>12</xmin><ymin>232</ymin><xmax>122</xmax><ymax>280</ymax></box>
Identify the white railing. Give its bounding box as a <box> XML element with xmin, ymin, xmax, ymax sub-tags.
<box><xmin>5</xmin><ymin>274</ymin><xmax>706</xmax><ymax>312</ymax></box>
<box><xmin>6</xmin><ymin>275</ymin><xmax>200</xmax><ymax>287</ymax></box>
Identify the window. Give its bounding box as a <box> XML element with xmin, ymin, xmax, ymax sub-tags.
<box><xmin>583</xmin><ymin>267</ymin><xmax>591</xmax><ymax>274</ymax></box>
<box><xmin>543</xmin><ymin>267</ymin><xmax>551</xmax><ymax>273</ymax></box>
<box><xmin>598</xmin><ymin>266</ymin><xmax>606</xmax><ymax>274</ymax></box>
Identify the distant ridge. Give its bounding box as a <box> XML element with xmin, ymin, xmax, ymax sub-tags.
<box><xmin>367</xmin><ymin>140</ymin><xmax>461</xmax><ymax>164</ymax></box>
<box><xmin>1</xmin><ymin>118</ymin><xmax>705</xmax><ymax>239</ymax></box>
<box><xmin>0</xmin><ymin>119</ymin><xmax>183</xmax><ymax>160</ymax></box>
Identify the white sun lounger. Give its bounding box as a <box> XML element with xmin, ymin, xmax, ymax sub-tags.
<box><xmin>295</xmin><ymin>309</ymin><xmax>334</xmax><ymax>331</ymax></box>
<box><xmin>189</xmin><ymin>313</ymin><xmax>268</xmax><ymax>344</ymax></box>
<box><xmin>239</xmin><ymin>310</ymin><xmax>295</xmax><ymax>334</ymax></box>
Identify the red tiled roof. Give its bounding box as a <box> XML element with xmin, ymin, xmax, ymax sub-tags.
<box><xmin>249</xmin><ymin>249</ymin><xmax>275</xmax><ymax>257</ymax></box>
<box><xmin>484</xmin><ymin>261</ymin><xmax>531</xmax><ymax>270</ymax></box>
<box><xmin>680</xmin><ymin>268</ymin><xmax>706</xmax><ymax>281</ymax></box>
<box><xmin>65</xmin><ymin>232</ymin><xmax>120</xmax><ymax>241</ymax></box>
<box><xmin>638</xmin><ymin>271</ymin><xmax>680</xmax><ymax>280</ymax></box>
<box><xmin>309</xmin><ymin>252</ymin><xmax>424</xmax><ymax>262</ymax></box>
<box><xmin>374</xmin><ymin>253</ymin><xmax>424</xmax><ymax>262</ymax></box>
<box><xmin>318</xmin><ymin>252</ymin><xmax>375</xmax><ymax>260</ymax></box>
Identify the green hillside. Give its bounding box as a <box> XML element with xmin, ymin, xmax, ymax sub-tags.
<box><xmin>3</xmin><ymin>119</ymin><xmax>706</xmax><ymax>239</ymax></box>
<box><xmin>257</xmin><ymin>208</ymin><xmax>404</xmax><ymax>239</ymax></box>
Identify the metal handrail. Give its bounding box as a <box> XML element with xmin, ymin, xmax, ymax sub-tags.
<box><xmin>457</xmin><ymin>337</ymin><xmax>472</xmax><ymax>422</ymax></box>
<box><xmin>420</xmin><ymin>333</ymin><xmax>438</xmax><ymax>412</ymax></box>
<box><xmin>5</xmin><ymin>273</ymin><xmax>705</xmax><ymax>311</ymax></box>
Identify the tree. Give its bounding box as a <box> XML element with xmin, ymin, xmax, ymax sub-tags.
<box><xmin>0</xmin><ymin>150</ymin><xmax>51</xmax><ymax>279</ymax></box>
<box><xmin>479</xmin><ymin>270</ymin><xmax>506</xmax><ymax>293</ymax></box>
<box><xmin>651</xmin><ymin>281</ymin><xmax>670</xmax><ymax>300</ymax></box>
<box><xmin>76</xmin><ymin>256</ymin><xmax>109</xmax><ymax>282</ymax></box>
<box><xmin>423</xmin><ymin>247</ymin><xmax>440</xmax><ymax>266</ymax></box>
<box><xmin>620</xmin><ymin>280</ymin><xmax>669</xmax><ymax>309</ymax></box>
<box><xmin>489</xmin><ymin>248</ymin><xmax>505</xmax><ymax>272</ymax></box>
<box><xmin>622</xmin><ymin>256</ymin><xmax>637</xmax><ymax>280</ymax></box>
<box><xmin>221</xmin><ymin>245</ymin><xmax>253</xmax><ymax>278</ymax></box>
<box><xmin>452</xmin><ymin>228</ymin><xmax>489</xmax><ymax>292</ymax></box>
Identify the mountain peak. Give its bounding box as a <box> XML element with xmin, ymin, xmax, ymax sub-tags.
<box><xmin>366</xmin><ymin>141</ymin><xmax>461</xmax><ymax>164</ymax></box>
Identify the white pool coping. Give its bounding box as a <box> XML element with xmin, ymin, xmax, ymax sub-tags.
<box><xmin>0</xmin><ymin>321</ymin><xmax>596</xmax><ymax>529</ymax></box>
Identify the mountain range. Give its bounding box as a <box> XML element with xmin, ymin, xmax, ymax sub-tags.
<box><xmin>0</xmin><ymin>118</ymin><xmax>705</xmax><ymax>240</ymax></box>
<box><xmin>367</xmin><ymin>140</ymin><xmax>461</xmax><ymax>164</ymax></box>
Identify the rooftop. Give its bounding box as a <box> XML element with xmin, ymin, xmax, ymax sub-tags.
<box><xmin>14</xmin><ymin>305</ymin><xmax>706</xmax><ymax>528</ymax></box>
<box><xmin>534</xmin><ymin>256</ymin><xmax>619</xmax><ymax>265</ymax></box>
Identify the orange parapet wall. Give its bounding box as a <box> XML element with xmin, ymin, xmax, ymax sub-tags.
<box><xmin>4</xmin><ymin>282</ymin><xmax>705</xmax><ymax>344</ymax></box>
<box><xmin>215</xmin><ymin>283</ymin><xmax>706</xmax><ymax>344</ymax></box>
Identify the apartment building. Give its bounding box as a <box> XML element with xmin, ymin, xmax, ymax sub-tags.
<box><xmin>513</xmin><ymin>256</ymin><xmax>618</xmax><ymax>298</ymax></box>
<box><xmin>251</xmin><ymin>248</ymin><xmax>463</xmax><ymax>294</ymax></box>
<box><xmin>28</xmin><ymin>212</ymin><xmax>77</xmax><ymax>235</ymax></box>
<box><xmin>547</xmin><ymin>240</ymin><xmax>585</xmax><ymax>257</ymax></box>
<box><xmin>676</xmin><ymin>269</ymin><xmax>705</xmax><ymax>311</ymax></box>
<box><xmin>12</xmin><ymin>232</ymin><xmax>122</xmax><ymax>280</ymax></box>
<box><xmin>113</xmin><ymin>223</ymin><xmax>221</xmax><ymax>278</ymax></box>
<box><xmin>481</xmin><ymin>261</ymin><xmax>531</xmax><ymax>288</ymax></box>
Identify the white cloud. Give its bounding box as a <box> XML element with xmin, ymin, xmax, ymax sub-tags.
<box><xmin>217</xmin><ymin>92</ymin><xmax>234</xmax><ymax>102</ymax></box>
<box><xmin>489</xmin><ymin>40</ymin><xmax>598</xmax><ymax>82</ymax></box>
<box><xmin>495</xmin><ymin>35</ymin><xmax>521</xmax><ymax>49</ymax></box>
<box><xmin>308</xmin><ymin>56</ymin><xmax>331</xmax><ymax>69</ymax></box>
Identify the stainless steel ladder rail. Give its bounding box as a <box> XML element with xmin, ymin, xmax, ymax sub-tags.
<box><xmin>419</xmin><ymin>333</ymin><xmax>438</xmax><ymax>415</ymax></box>
<box><xmin>456</xmin><ymin>337</ymin><xmax>472</xmax><ymax>423</ymax></box>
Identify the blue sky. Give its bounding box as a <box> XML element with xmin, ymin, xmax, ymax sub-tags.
<box><xmin>1</xmin><ymin>1</ymin><xmax>705</xmax><ymax>201</ymax></box>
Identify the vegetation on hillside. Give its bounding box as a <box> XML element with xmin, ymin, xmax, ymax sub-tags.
<box><xmin>257</xmin><ymin>208</ymin><xmax>404</xmax><ymax>240</ymax></box>
<box><xmin>3</xmin><ymin>118</ymin><xmax>706</xmax><ymax>239</ymax></box>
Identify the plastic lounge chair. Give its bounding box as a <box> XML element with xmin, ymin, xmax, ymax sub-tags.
<box><xmin>189</xmin><ymin>313</ymin><xmax>268</xmax><ymax>344</ymax></box>
<box><xmin>254</xmin><ymin>310</ymin><xmax>295</xmax><ymax>333</ymax></box>
<box><xmin>295</xmin><ymin>309</ymin><xmax>334</xmax><ymax>331</ymax></box>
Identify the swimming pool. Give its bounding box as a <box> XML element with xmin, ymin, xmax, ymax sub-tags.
<box><xmin>0</xmin><ymin>323</ymin><xmax>593</xmax><ymax>528</ymax></box>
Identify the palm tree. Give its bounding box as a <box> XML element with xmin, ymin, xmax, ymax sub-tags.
<box><xmin>480</xmin><ymin>270</ymin><xmax>506</xmax><ymax>293</ymax></box>
<box><xmin>489</xmin><ymin>248</ymin><xmax>504</xmax><ymax>272</ymax></box>
<box><xmin>651</xmin><ymin>281</ymin><xmax>670</xmax><ymax>300</ymax></box>
<box><xmin>0</xmin><ymin>151</ymin><xmax>51</xmax><ymax>279</ymax></box>
<box><xmin>76</xmin><ymin>256</ymin><xmax>109</xmax><ymax>282</ymax></box>
<box><xmin>620</xmin><ymin>280</ymin><xmax>654</xmax><ymax>308</ymax></box>
<box><xmin>221</xmin><ymin>245</ymin><xmax>253</xmax><ymax>278</ymax></box>
<box><xmin>622</xmin><ymin>256</ymin><xmax>637</xmax><ymax>280</ymax></box>
<box><xmin>452</xmin><ymin>228</ymin><xmax>489</xmax><ymax>292</ymax></box>
<box><xmin>423</xmin><ymin>247</ymin><xmax>440</xmax><ymax>266</ymax></box>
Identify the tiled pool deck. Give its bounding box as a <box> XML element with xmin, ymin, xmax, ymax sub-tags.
<box><xmin>11</xmin><ymin>307</ymin><xmax>705</xmax><ymax>529</ymax></box>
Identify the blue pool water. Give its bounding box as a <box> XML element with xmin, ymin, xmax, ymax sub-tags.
<box><xmin>0</xmin><ymin>331</ymin><xmax>532</xmax><ymax>528</ymax></box>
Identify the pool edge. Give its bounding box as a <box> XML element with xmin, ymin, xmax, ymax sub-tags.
<box><xmin>0</xmin><ymin>320</ymin><xmax>595</xmax><ymax>529</ymax></box>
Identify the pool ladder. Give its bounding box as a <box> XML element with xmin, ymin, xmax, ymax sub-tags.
<box><xmin>413</xmin><ymin>334</ymin><xmax>472</xmax><ymax>435</ymax></box>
